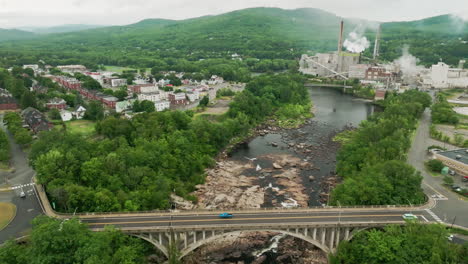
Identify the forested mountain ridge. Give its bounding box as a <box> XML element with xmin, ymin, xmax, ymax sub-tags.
<box><xmin>0</xmin><ymin>28</ymin><xmax>36</xmax><ymax>42</ymax></box>
<box><xmin>0</xmin><ymin>7</ymin><xmax>466</xmax><ymax>68</ymax></box>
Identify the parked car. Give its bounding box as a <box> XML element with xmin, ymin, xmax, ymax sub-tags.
<box><xmin>219</xmin><ymin>213</ymin><xmax>233</xmax><ymax>218</ymax></box>
<box><xmin>402</xmin><ymin>213</ymin><xmax>417</xmax><ymax>220</ymax></box>
<box><xmin>449</xmin><ymin>170</ymin><xmax>456</xmax><ymax>176</ymax></box>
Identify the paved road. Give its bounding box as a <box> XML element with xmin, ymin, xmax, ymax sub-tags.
<box><xmin>83</xmin><ymin>209</ymin><xmax>437</xmax><ymax>229</ymax></box>
<box><xmin>0</xmin><ymin>115</ymin><xmax>41</xmax><ymax>243</ymax></box>
<box><xmin>407</xmin><ymin>108</ymin><xmax>468</xmax><ymax>228</ymax></box>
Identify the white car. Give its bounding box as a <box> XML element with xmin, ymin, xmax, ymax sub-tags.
<box><xmin>20</xmin><ymin>191</ymin><xmax>26</xmax><ymax>198</ymax></box>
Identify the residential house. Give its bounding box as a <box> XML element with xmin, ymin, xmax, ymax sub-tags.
<box><xmin>168</xmin><ymin>92</ymin><xmax>187</xmax><ymax>105</ymax></box>
<box><xmin>155</xmin><ymin>100</ymin><xmax>170</xmax><ymax>112</ymax></box>
<box><xmin>57</xmin><ymin>65</ymin><xmax>87</xmax><ymax>73</ymax></box>
<box><xmin>46</xmin><ymin>97</ymin><xmax>67</xmax><ymax>110</ymax></box>
<box><xmin>0</xmin><ymin>88</ymin><xmax>18</xmax><ymax>110</ymax></box>
<box><xmin>115</xmin><ymin>100</ymin><xmax>135</xmax><ymax>113</ymax></box>
<box><xmin>374</xmin><ymin>90</ymin><xmax>386</xmax><ymax>101</ymax></box>
<box><xmin>186</xmin><ymin>91</ymin><xmax>200</xmax><ymax>102</ymax></box>
<box><xmin>208</xmin><ymin>75</ymin><xmax>224</xmax><ymax>85</ymax></box>
<box><xmin>138</xmin><ymin>92</ymin><xmax>162</xmax><ymax>102</ymax></box>
<box><xmin>128</xmin><ymin>84</ymin><xmax>156</xmax><ymax>94</ymax></box>
<box><xmin>60</xmin><ymin>110</ymin><xmax>73</xmax><ymax>122</ymax></box>
<box><xmin>73</xmin><ymin>105</ymin><xmax>86</xmax><ymax>119</ymax></box>
<box><xmin>21</xmin><ymin>107</ymin><xmax>53</xmax><ymax>133</ymax></box>
<box><xmin>111</xmin><ymin>78</ymin><xmax>127</xmax><ymax>87</ymax></box>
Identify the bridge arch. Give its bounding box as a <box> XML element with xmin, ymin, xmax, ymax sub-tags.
<box><xmin>130</xmin><ymin>234</ymin><xmax>168</xmax><ymax>257</ymax></box>
<box><xmin>179</xmin><ymin>229</ymin><xmax>331</xmax><ymax>260</ymax></box>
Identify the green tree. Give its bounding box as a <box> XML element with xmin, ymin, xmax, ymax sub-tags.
<box><xmin>426</xmin><ymin>159</ymin><xmax>445</xmax><ymax>173</ymax></box>
<box><xmin>14</xmin><ymin>129</ymin><xmax>32</xmax><ymax>146</ymax></box>
<box><xmin>199</xmin><ymin>96</ymin><xmax>209</xmax><ymax>107</ymax></box>
<box><xmin>84</xmin><ymin>101</ymin><xmax>104</xmax><ymax>121</ymax></box>
<box><xmin>48</xmin><ymin>108</ymin><xmax>62</xmax><ymax>120</ymax></box>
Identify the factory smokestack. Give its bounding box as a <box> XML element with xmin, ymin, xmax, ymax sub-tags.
<box><xmin>338</xmin><ymin>20</ymin><xmax>344</xmax><ymax>54</ymax></box>
<box><xmin>337</xmin><ymin>20</ymin><xmax>344</xmax><ymax>72</ymax></box>
<box><xmin>373</xmin><ymin>25</ymin><xmax>381</xmax><ymax>60</ymax></box>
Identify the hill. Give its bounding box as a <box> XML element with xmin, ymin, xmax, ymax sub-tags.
<box><xmin>0</xmin><ymin>7</ymin><xmax>466</xmax><ymax>69</ymax></box>
<box><xmin>0</xmin><ymin>28</ymin><xmax>36</xmax><ymax>42</ymax></box>
<box><xmin>19</xmin><ymin>24</ymin><xmax>106</xmax><ymax>34</ymax></box>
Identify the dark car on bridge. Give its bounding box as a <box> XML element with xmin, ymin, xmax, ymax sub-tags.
<box><xmin>219</xmin><ymin>213</ymin><xmax>233</xmax><ymax>218</ymax></box>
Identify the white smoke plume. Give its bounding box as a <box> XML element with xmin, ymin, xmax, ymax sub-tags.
<box><xmin>393</xmin><ymin>45</ymin><xmax>426</xmax><ymax>77</ymax></box>
<box><xmin>450</xmin><ymin>13</ymin><xmax>468</xmax><ymax>33</ymax></box>
<box><xmin>343</xmin><ymin>31</ymin><xmax>370</xmax><ymax>53</ymax></box>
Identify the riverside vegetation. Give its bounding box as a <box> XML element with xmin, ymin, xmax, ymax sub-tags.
<box><xmin>330</xmin><ymin>90</ymin><xmax>432</xmax><ymax>205</ymax></box>
<box><xmin>31</xmin><ymin>73</ymin><xmax>311</xmax><ymax>213</ymax></box>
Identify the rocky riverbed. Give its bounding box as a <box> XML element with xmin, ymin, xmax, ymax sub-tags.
<box><xmin>180</xmin><ymin>87</ymin><xmax>374</xmax><ymax>263</ymax></box>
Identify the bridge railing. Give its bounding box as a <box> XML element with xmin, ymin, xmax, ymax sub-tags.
<box><xmin>34</xmin><ymin>177</ymin><xmax>430</xmax><ymax>219</ymax></box>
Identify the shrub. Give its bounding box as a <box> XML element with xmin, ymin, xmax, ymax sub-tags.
<box><xmin>427</xmin><ymin>159</ymin><xmax>444</xmax><ymax>172</ymax></box>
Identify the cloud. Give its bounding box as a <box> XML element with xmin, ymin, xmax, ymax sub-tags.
<box><xmin>1</xmin><ymin>0</ymin><xmax>468</xmax><ymax>28</ymax></box>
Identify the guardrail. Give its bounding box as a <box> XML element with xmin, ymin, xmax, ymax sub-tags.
<box><xmin>34</xmin><ymin>177</ymin><xmax>432</xmax><ymax>219</ymax></box>
<box><xmin>91</xmin><ymin>221</ymin><xmax>406</xmax><ymax>232</ymax></box>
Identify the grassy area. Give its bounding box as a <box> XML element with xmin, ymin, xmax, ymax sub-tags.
<box><xmin>65</xmin><ymin>120</ymin><xmax>96</xmax><ymax>135</ymax></box>
<box><xmin>448</xmin><ymin>227</ymin><xmax>468</xmax><ymax>236</ymax></box>
<box><xmin>104</xmin><ymin>65</ymin><xmax>149</xmax><ymax>74</ymax></box>
<box><xmin>0</xmin><ymin>202</ymin><xmax>16</xmax><ymax>230</ymax></box>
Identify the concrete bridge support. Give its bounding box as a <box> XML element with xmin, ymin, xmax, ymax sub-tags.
<box><xmin>123</xmin><ymin>222</ymin><xmax>380</xmax><ymax>260</ymax></box>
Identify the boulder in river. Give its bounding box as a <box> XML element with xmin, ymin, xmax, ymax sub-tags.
<box><xmin>309</xmin><ymin>176</ymin><xmax>315</xmax><ymax>181</ymax></box>
<box><xmin>271</xmin><ymin>142</ymin><xmax>278</xmax><ymax>147</ymax></box>
<box><xmin>273</xmin><ymin>163</ymin><xmax>283</xmax><ymax>169</ymax></box>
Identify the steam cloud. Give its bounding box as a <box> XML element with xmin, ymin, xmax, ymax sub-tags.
<box><xmin>393</xmin><ymin>45</ymin><xmax>425</xmax><ymax>77</ymax></box>
<box><xmin>343</xmin><ymin>32</ymin><xmax>370</xmax><ymax>53</ymax></box>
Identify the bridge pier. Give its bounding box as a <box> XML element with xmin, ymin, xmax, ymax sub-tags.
<box><xmin>127</xmin><ymin>223</ymin><xmax>378</xmax><ymax>260</ymax></box>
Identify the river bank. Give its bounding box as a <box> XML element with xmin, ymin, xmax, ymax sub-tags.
<box><xmin>182</xmin><ymin>87</ymin><xmax>374</xmax><ymax>263</ymax></box>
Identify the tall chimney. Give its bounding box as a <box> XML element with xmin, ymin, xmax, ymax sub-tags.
<box><xmin>337</xmin><ymin>20</ymin><xmax>344</xmax><ymax>72</ymax></box>
<box><xmin>338</xmin><ymin>20</ymin><xmax>344</xmax><ymax>55</ymax></box>
<box><xmin>373</xmin><ymin>24</ymin><xmax>381</xmax><ymax>60</ymax></box>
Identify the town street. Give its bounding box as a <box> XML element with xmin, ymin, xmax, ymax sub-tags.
<box><xmin>407</xmin><ymin>108</ymin><xmax>468</xmax><ymax>228</ymax></box>
<box><xmin>0</xmin><ymin>114</ymin><xmax>41</xmax><ymax>243</ymax></box>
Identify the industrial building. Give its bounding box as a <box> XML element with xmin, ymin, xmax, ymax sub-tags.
<box><xmin>300</xmin><ymin>21</ymin><xmax>361</xmax><ymax>79</ymax></box>
<box><xmin>429</xmin><ymin>62</ymin><xmax>468</xmax><ymax>89</ymax></box>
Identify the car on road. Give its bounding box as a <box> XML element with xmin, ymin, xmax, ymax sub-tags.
<box><xmin>20</xmin><ymin>191</ymin><xmax>26</xmax><ymax>198</ymax></box>
<box><xmin>448</xmin><ymin>234</ymin><xmax>454</xmax><ymax>241</ymax></box>
<box><xmin>219</xmin><ymin>213</ymin><xmax>233</xmax><ymax>218</ymax></box>
<box><xmin>402</xmin><ymin>213</ymin><xmax>417</xmax><ymax>220</ymax></box>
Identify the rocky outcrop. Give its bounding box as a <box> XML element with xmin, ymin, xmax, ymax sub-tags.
<box><xmin>194</xmin><ymin>160</ymin><xmax>264</xmax><ymax>209</ymax></box>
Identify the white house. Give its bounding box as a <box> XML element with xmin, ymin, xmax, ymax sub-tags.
<box><xmin>140</xmin><ymin>85</ymin><xmax>159</xmax><ymax>93</ymax></box>
<box><xmin>111</xmin><ymin>78</ymin><xmax>127</xmax><ymax>87</ymax></box>
<box><xmin>116</xmin><ymin>100</ymin><xmax>135</xmax><ymax>113</ymax></box>
<box><xmin>138</xmin><ymin>92</ymin><xmax>162</xmax><ymax>102</ymax></box>
<box><xmin>73</xmin><ymin>105</ymin><xmax>86</xmax><ymax>119</ymax></box>
<box><xmin>186</xmin><ymin>91</ymin><xmax>200</xmax><ymax>102</ymax></box>
<box><xmin>60</xmin><ymin>110</ymin><xmax>73</xmax><ymax>122</ymax></box>
<box><xmin>155</xmin><ymin>100</ymin><xmax>170</xmax><ymax>112</ymax></box>
<box><xmin>158</xmin><ymin>79</ymin><xmax>171</xmax><ymax>86</ymax></box>
<box><xmin>208</xmin><ymin>75</ymin><xmax>224</xmax><ymax>85</ymax></box>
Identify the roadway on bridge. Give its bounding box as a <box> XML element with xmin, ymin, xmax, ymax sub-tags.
<box><xmin>83</xmin><ymin>209</ymin><xmax>436</xmax><ymax>229</ymax></box>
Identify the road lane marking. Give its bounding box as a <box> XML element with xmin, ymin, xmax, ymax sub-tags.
<box><xmin>88</xmin><ymin>214</ymin><xmax>423</xmax><ymax>226</ymax></box>
<box><xmin>421</xmin><ymin>215</ymin><xmax>429</xmax><ymax>222</ymax></box>
<box><xmin>82</xmin><ymin>210</ymin><xmax>418</xmax><ymax>221</ymax></box>
<box><xmin>424</xmin><ymin>209</ymin><xmax>443</xmax><ymax>223</ymax></box>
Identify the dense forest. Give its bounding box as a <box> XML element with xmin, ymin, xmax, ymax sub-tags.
<box><xmin>330</xmin><ymin>223</ymin><xmax>468</xmax><ymax>264</ymax></box>
<box><xmin>0</xmin><ymin>216</ymin><xmax>152</xmax><ymax>264</ymax></box>
<box><xmin>0</xmin><ymin>8</ymin><xmax>466</xmax><ymax>73</ymax></box>
<box><xmin>30</xmin><ymin>73</ymin><xmax>311</xmax><ymax>212</ymax></box>
<box><xmin>330</xmin><ymin>90</ymin><xmax>432</xmax><ymax>205</ymax></box>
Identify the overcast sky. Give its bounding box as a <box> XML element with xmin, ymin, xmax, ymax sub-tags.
<box><xmin>1</xmin><ymin>0</ymin><xmax>467</xmax><ymax>28</ymax></box>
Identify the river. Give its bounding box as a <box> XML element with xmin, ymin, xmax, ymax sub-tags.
<box><xmin>229</xmin><ymin>86</ymin><xmax>374</xmax><ymax>206</ymax></box>
<box><xmin>189</xmin><ymin>87</ymin><xmax>375</xmax><ymax>263</ymax></box>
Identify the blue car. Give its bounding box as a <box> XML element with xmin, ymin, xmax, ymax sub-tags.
<box><xmin>219</xmin><ymin>213</ymin><xmax>233</xmax><ymax>218</ymax></box>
